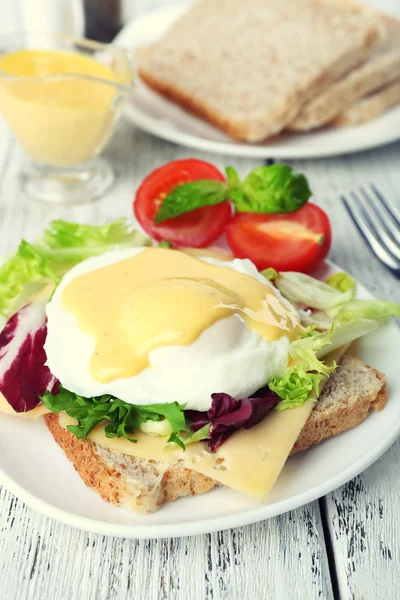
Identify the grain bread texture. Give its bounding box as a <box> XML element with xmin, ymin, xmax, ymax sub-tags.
<box><xmin>289</xmin><ymin>15</ymin><xmax>400</xmax><ymax>130</ymax></box>
<box><xmin>45</xmin><ymin>412</ymin><xmax>216</xmax><ymax>514</ymax></box>
<box><xmin>333</xmin><ymin>78</ymin><xmax>400</xmax><ymax>126</ymax></box>
<box><xmin>44</xmin><ymin>356</ymin><xmax>387</xmax><ymax>513</ymax></box>
<box><xmin>291</xmin><ymin>356</ymin><xmax>387</xmax><ymax>454</ymax></box>
<box><xmin>136</xmin><ymin>0</ymin><xmax>382</xmax><ymax>142</ymax></box>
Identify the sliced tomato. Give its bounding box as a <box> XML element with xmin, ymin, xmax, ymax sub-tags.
<box><xmin>133</xmin><ymin>159</ymin><xmax>232</xmax><ymax>247</ymax></box>
<box><xmin>225</xmin><ymin>204</ymin><xmax>331</xmax><ymax>272</ymax></box>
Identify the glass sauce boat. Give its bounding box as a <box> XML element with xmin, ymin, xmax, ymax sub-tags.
<box><xmin>0</xmin><ymin>32</ymin><xmax>135</xmax><ymax>204</ymax></box>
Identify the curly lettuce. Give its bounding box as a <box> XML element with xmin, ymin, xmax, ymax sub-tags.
<box><xmin>0</xmin><ymin>219</ymin><xmax>149</xmax><ymax>316</ymax></box>
<box><xmin>269</xmin><ymin>366</ymin><xmax>323</xmax><ymax>411</ymax></box>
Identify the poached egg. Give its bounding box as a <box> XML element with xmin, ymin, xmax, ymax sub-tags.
<box><xmin>45</xmin><ymin>247</ymin><xmax>300</xmax><ymax>411</ymax></box>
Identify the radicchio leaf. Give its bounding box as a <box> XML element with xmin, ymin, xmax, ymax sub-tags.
<box><xmin>0</xmin><ymin>299</ymin><xmax>59</xmax><ymax>412</ymax></box>
<box><xmin>187</xmin><ymin>387</ymin><xmax>279</xmax><ymax>452</ymax></box>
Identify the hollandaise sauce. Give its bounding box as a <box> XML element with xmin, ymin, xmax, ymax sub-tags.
<box><xmin>0</xmin><ymin>49</ymin><xmax>121</xmax><ymax>166</ymax></box>
<box><xmin>62</xmin><ymin>248</ymin><xmax>301</xmax><ymax>383</ymax></box>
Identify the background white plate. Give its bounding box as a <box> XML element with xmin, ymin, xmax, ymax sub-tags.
<box><xmin>0</xmin><ymin>262</ymin><xmax>399</xmax><ymax>539</ymax></box>
<box><xmin>115</xmin><ymin>1</ymin><xmax>400</xmax><ymax>159</ymax></box>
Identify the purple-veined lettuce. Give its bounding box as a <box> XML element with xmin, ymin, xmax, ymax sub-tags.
<box><xmin>186</xmin><ymin>388</ymin><xmax>279</xmax><ymax>452</ymax></box>
<box><xmin>0</xmin><ymin>298</ymin><xmax>59</xmax><ymax>412</ymax></box>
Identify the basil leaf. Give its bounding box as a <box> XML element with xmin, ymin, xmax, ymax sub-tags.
<box><xmin>225</xmin><ymin>166</ymin><xmax>241</xmax><ymax>189</ymax></box>
<box><xmin>159</xmin><ymin>240</ymin><xmax>173</xmax><ymax>249</ymax></box>
<box><xmin>239</xmin><ymin>164</ymin><xmax>311</xmax><ymax>213</ymax></box>
<box><xmin>154</xmin><ymin>180</ymin><xmax>230</xmax><ymax>224</ymax></box>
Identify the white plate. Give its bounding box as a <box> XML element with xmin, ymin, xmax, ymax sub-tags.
<box><xmin>115</xmin><ymin>2</ymin><xmax>400</xmax><ymax>159</ymax></box>
<box><xmin>0</xmin><ymin>261</ymin><xmax>399</xmax><ymax>538</ymax></box>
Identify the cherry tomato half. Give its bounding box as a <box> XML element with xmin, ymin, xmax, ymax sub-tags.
<box><xmin>133</xmin><ymin>159</ymin><xmax>232</xmax><ymax>247</ymax></box>
<box><xmin>225</xmin><ymin>204</ymin><xmax>331</xmax><ymax>272</ymax></box>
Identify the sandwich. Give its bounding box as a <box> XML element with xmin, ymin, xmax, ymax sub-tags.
<box><xmin>136</xmin><ymin>0</ymin><xmax>382</xmax><ymax>142</ymax></box>
<box><xmin>289</xmin><ymin>15</ymin><xmax>400</xmax><ymax>131</ymax></box>
<box><xmin>0</xmin><ymin>217</ymin><xmax>397</xmax><ymax>514</ymax></box>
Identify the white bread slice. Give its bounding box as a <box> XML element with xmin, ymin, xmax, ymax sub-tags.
<box><xmin>332</xmin><ymin>78</ymin><xmax>400</xmax><ymax>126</ymax></box>
<box><xmin>136</xmin><ymin>0</ymin><xmax>382</xmax><ymax>142</ymax></box>
<box><xmin>289</xmin><ymin>15</ymin><xmax>400</xmax><ymax>130</ymax></box>
<box><xmin>44</xmin><ymin>356</ymin><xmax>387</xmax><ymax>514</ymax></box>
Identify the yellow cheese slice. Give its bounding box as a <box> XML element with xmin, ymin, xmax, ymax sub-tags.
<box><xmin>0</xmin><ymin>392</ymin><xmax>51</xmax><ymax>419</ymax></box>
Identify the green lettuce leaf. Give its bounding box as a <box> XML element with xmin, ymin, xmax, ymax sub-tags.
<box><xmin>275</xmin><ymin>271</ymin><xmax>356</xmax><ymax>313</ymax></box>
<box><xmin>317</xmin><ymin>319</ymin><xmax>378</xmax><ymax>358</ymax></box>
<box><xmin>261</xmin><ymin>267</ymin><xmax>278</xmax><ymax>281</ymax></box>
<box><xmin>0</xmin><ymin>219</ymin><xmax>148</xmax><ymax>316</ymax></box>
<box><xmin>41</xmin><ymin>386</ymin><xmax>191</xmax><ymax>449</ymax></box>
<box><xmin>35</xmin><ymin>218</ymin><xmax>149</xmax><ymax>264</ymax></box>
<box><xmin>269</xmin><ymin>366</ymin><xmax>323</xmax><ymax>411</ymax></box>
<box><xmin>0</xmin><ymin>241</ymin><xmax>59</xmax><ymax>316</ymax></box>
<box><xmin>336</xmin><ymin>300</ymin><xmax>400</xmax><ymax>324</ymax></box>
<box><xmin>185</xmin><ymin>423</ymin><xmax>211</xmax><ymax>444</ymax></box>
<box><xmin>289</xmin><ymin>328</ymin><xmax>336</xmax><ymax>374</ymax></box>
<box><xmin>325</xmin><ymin>272</ymin><xmax>356</xmax><ymax>293</ymax></box>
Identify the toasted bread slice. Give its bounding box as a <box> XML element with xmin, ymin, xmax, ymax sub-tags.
<box><xmin>136</xmin><ymin>0</ymin><xmax>382</xmax><ymax>142</ymax></box>
<box><xmin>44</xmin><ymin>356</ymin><xmax>387</xmax><ymax>514</ymax></box>
<box><xmin>290</xmin><ymin>356</ymin><xmax>386</xmax><ymax>454</ymax></box>
<box><xmin>333</xmin><ymin>78</ymin><xmax>400</xmax><ymax>126</ymax></box>
<box><xmin>289</xmin><ymin>15</ymin><xmax>400</xmax><ymax>130</ymax></box>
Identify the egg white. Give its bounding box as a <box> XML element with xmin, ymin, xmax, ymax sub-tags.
<box><xmin>45</xmin><ymin>248</ymin><xmax>295</xmax><ymax>411</ymax></box>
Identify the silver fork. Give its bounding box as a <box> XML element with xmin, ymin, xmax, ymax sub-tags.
<box><xmin>341</xmin><ymin>183</ymin><xmax>400</xmax><ymax>278</ymax></box>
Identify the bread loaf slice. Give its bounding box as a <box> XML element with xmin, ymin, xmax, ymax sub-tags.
<box><xmin>44</xmin><ymin>356</ymin><xmax>387</xmax><ymax>514</ymax></box>
<box><xmin>136</xmin><ymin>0</ymin><xmax>382</xmax><ymax>142</ymax></box>
<box><xmin>290</xmin><ymin>356</ymin><xmax>386</xmax><ymax>454</ymax></box>
<box><xmin>333</xmin><ymin>78</ymin><xmax>400</xmax><ymax>126</ymax></box>
<box><xmin>289</xmin><ymin>15</ymin><xmax>400</xmax><ymax>130</ymax></box>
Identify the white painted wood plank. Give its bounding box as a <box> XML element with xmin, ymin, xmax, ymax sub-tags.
<box><xmin>0</xmin><ymin>486</ymin><xmax>333</xmax><ymax>600</ymax></box>
<box><xmin>299</xmin><ymin>146</ymin><xmax>400</xmax><ymax>600</ymax></box>
<box><xmin>324</xmin><ymin>442</ymin><xmax>400</xmax><ymax>600</ymax></box>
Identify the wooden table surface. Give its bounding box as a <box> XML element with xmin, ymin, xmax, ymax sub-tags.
<box><xmin>0</xmin><ymin>3</ymin><xmax>400</xmax><ymax>599</ymax></box>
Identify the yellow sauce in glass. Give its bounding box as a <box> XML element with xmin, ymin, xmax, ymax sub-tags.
<box><xmin>62</xmin><ymin>248</ymin><xmax>301</xmax><ymax>383</ymax></box>
<box><xmin>0</xmin><ymin>49</ymin><xmax>122</xmax><ymax>166</ymax></box>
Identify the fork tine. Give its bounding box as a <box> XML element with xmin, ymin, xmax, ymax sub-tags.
<box><xmin>370</xmin><ymin>183</ymin><xmax>400</xmax><ymax>227</ymax></box>
<box><xmin>366</xmin><ymin>184</ymin><xmax>400</xmax><ymax>244</ymax></box>
<box><xmin>341</xmin><ymin>193</ymin><xmax>400</xmax><ymax>273</ymax></box>
<box><xmin>359</xmin><ymin>187</ymin><xmax>400</xmax><ymax>260</ymax></box>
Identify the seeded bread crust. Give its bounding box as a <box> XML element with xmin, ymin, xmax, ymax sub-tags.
<box><xmin>44</xmin><ymin>356</ymin><xmax>387</xmax><ymax>514</ymax></box>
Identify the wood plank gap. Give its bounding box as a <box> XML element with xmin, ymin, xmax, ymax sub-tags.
<box><xmin>319</xmin><ymin>496</ymin><xmax>341</xmax><ymax>600</ymax></box>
